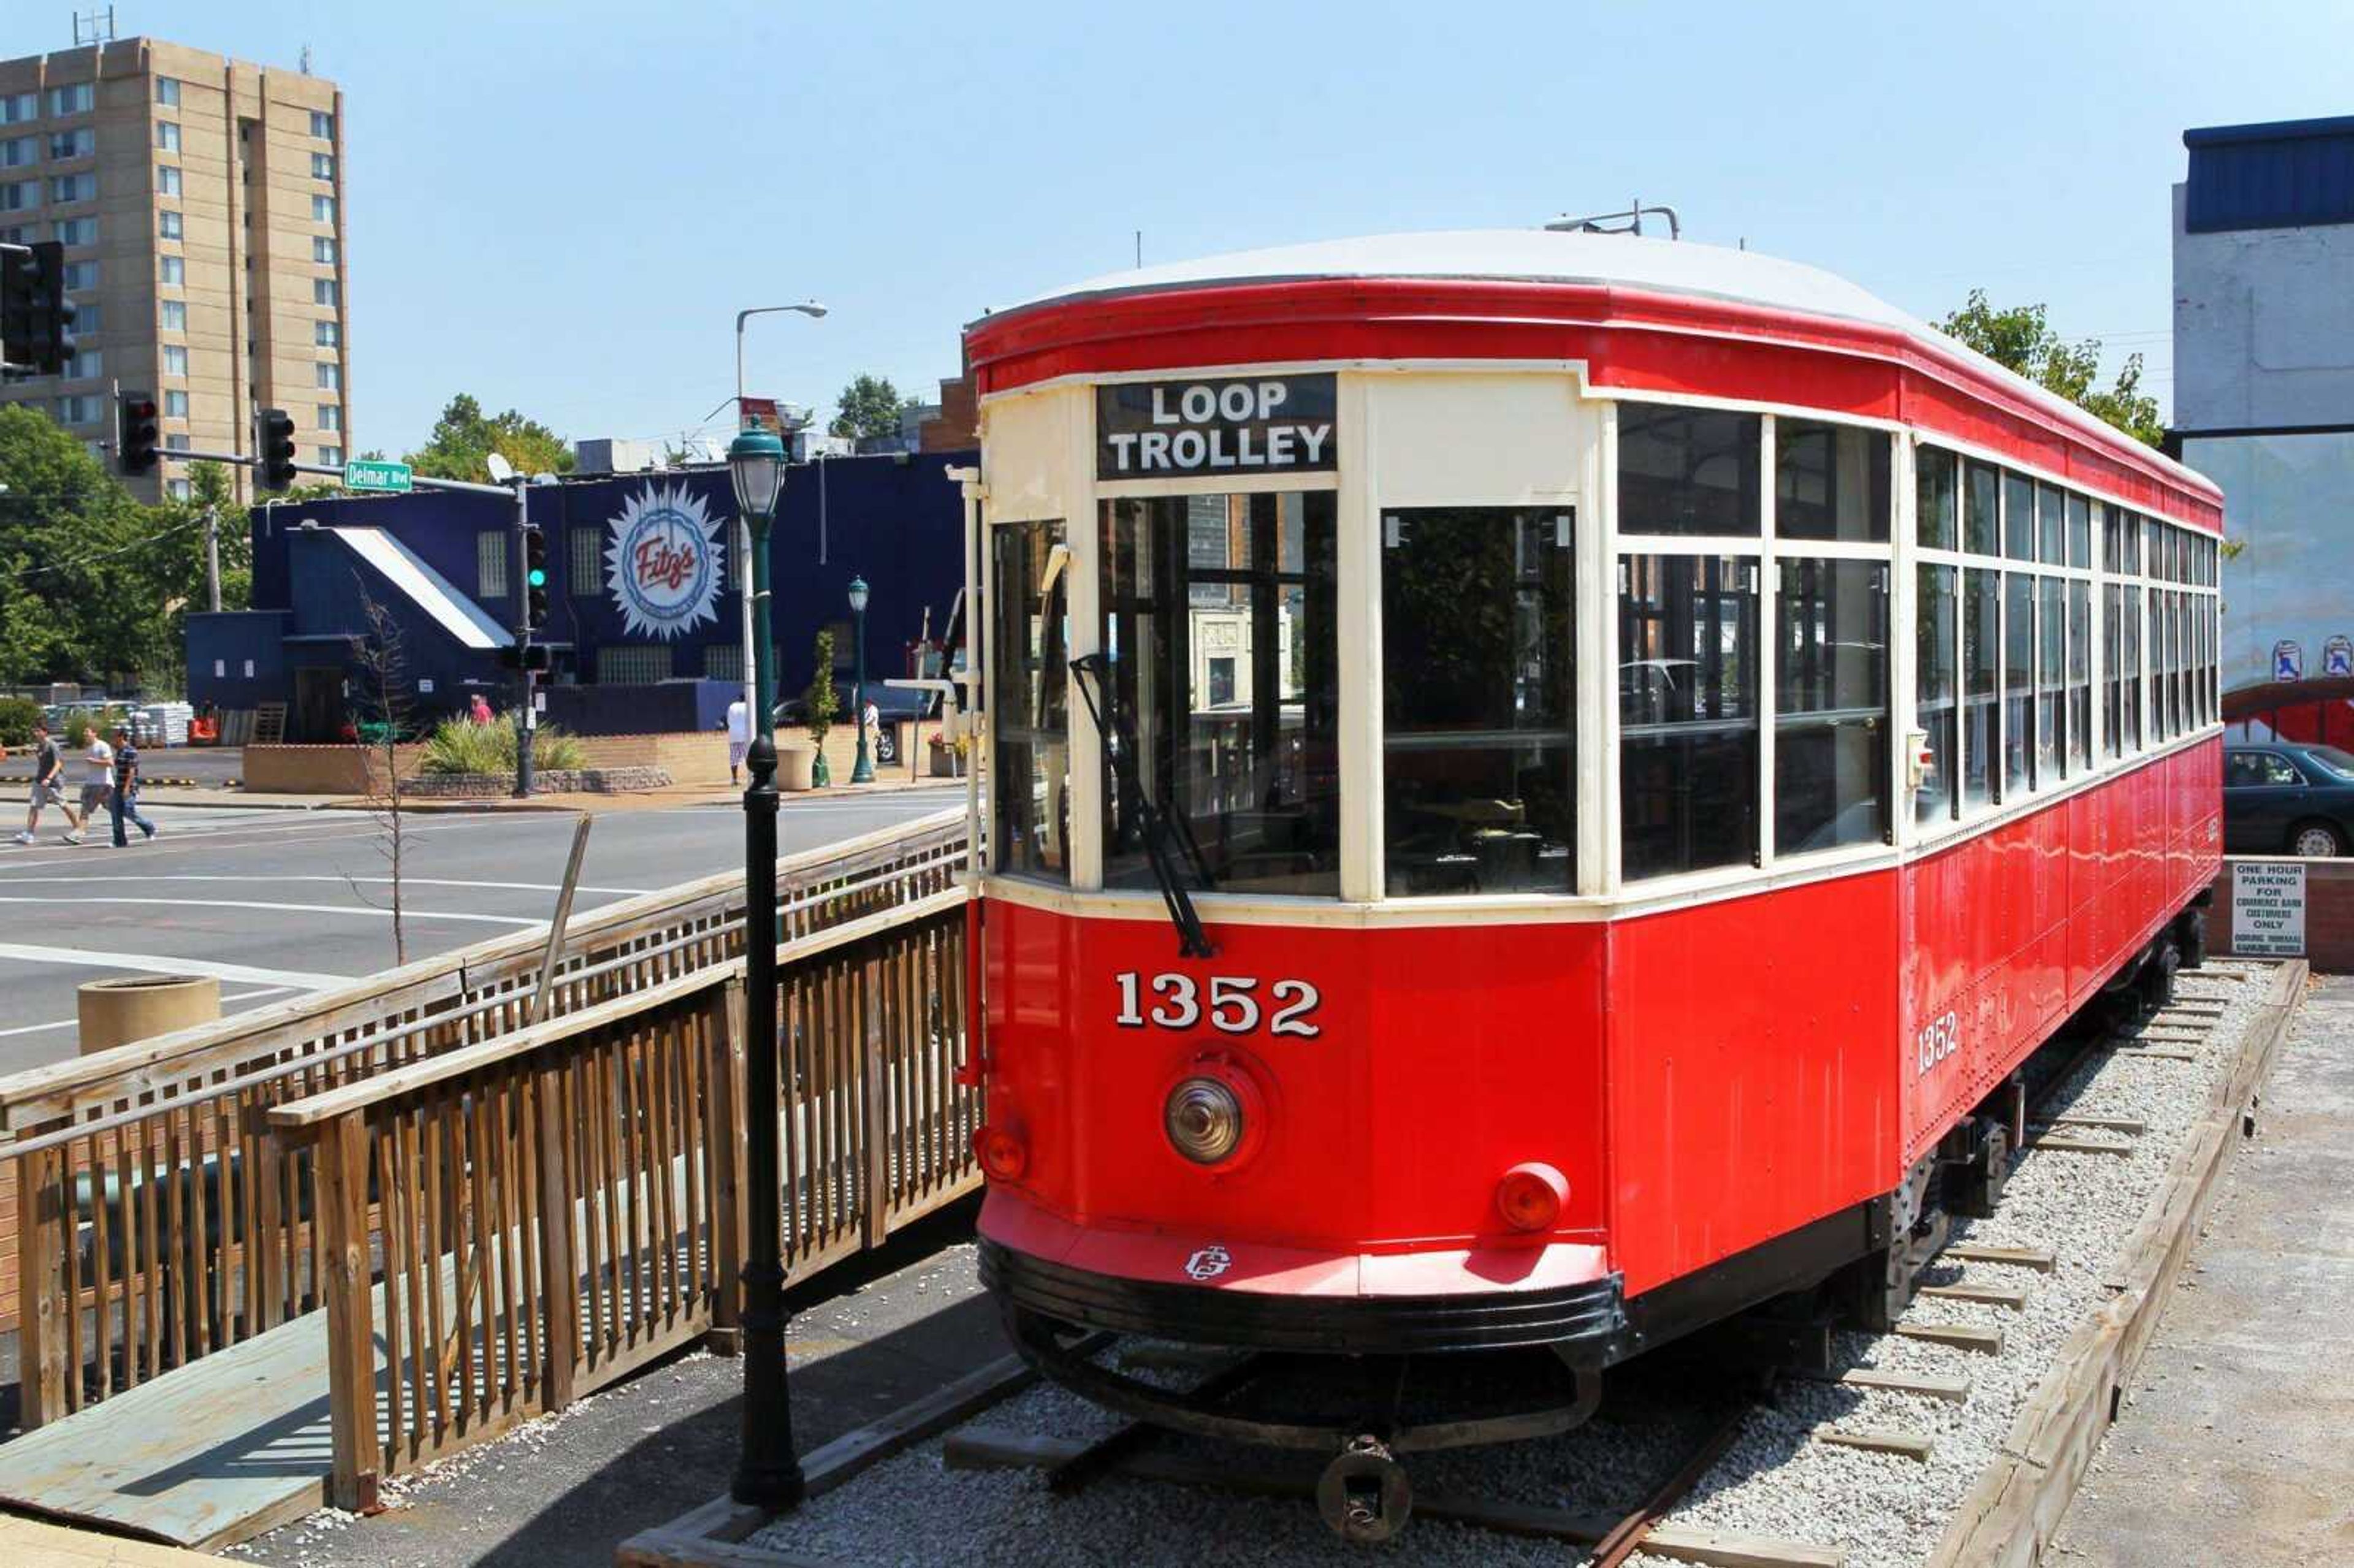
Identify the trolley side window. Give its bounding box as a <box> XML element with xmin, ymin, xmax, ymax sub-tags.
<box><xmin>1618</xmin><ymin>405</ymin><xmax>1760</xmax><ymax>536</ymax></box>
<box><xmin>2003</xmin><ymin>571</ymin><xmax>2035</xmax><ymax>796</ymax></box>
<box><xmin>2068</xmin><ymin>579</ymin><xmax>2091</xmax><ymax>771</ymax></box>
<box><xmin>2037</xmin><ymin>576</ymin><xmax>2065</xmax><ymax>781</ymax></box>
<box><xmin>1775</xmin><ymin>559</ymin><xmax>1889</xmax><ymax>853</ymax></box>
<box><xmin>1618</xmin><ymin>554</ymin><xmax>1758</xmax><ymax>879</ymax></box>
<box><xmin>1774</xmin><ymin>419</ymin><xmax>1889</xmax><ymax>542</ymax></box>
<box><xmin>1962</xmin><ymin>568</ymin><xmax>1998</xmax><ymax>808</ymax></box>
<box><xmin>1099</xmin><ymin>491</ymin><xmax>1341</xmax><ymax>897</ymax></box>
<box><xmin>1381</xmin><ymin>508</ymin><xmax>1575</xmax><ymax>895</ymax></box>
<box><xmin>1917</xmin><ymin>564</ymin><xmax>1959</xmax><ymax>824</ymax></box>
<box><xmin>989</xmin><ymin>519</ymin><xmax>1070</xmax><ymax>881</ymax></box>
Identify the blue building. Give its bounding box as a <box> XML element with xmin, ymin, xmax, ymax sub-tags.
<box><xmin>187</xmin><ymin>451</ymin><xmax>972</xmax><ymax>740</ymax></box>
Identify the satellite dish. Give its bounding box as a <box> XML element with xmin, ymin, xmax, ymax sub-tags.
<box><xmin>485</xmin><ymin>453</ymin><xmax>517</xmax><ymax>482</ymax></box>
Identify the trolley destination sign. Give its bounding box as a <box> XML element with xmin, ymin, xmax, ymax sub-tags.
<box><xmin>1097</xmin><ymin>373</ymin><xmax>1337</xmax><ymax>479</ymax></box>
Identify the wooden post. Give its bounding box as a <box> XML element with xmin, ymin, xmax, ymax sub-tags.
<box><xmin>709</xmin><ymin>976</ymin><xmax>748</xmax><ymax>1350</ymax></box>
<box><xmin>15</xmin><ymin>1141</ymin><xmax>69</xmax><ymax>1429</ymax></box>
<box><xmin>861</xmin><ymin>952</ymin><xmax>889</xmax><ymax>1248</ymax></box>
<box><xmin>253</xmin><ymin>1125</ymin><xmax>285</xmax><ymax>1333</ymax></box>
<box><xmin>318</xmin><ymin>1113</ymin><xmax>382</xmax><ymax>1512</ymax></box>
<box><xmin>534</xmin><ymin>1062</ymin><xmax>579</xmax><ymax>1410</ymax></box>
<box><xmin>530</xmin><ymin>817</ymin><xmax>595</xmax><ymax>1026</ymax></box>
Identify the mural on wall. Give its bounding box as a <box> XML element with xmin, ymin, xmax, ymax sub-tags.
<box><xmin>2186</xmin><ymin>430</ymin><xmax>2354</xmax><ymax>742</ymax></box>
<box><xmin>606</xmin><ymin>481</ymin><xmax>729</xmax><ymax>640</ymax></box>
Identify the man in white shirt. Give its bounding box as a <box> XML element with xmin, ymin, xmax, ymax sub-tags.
<box><xmin>725</xmin><ymin>698</ymin><xmax>750</xmax><ymax>786</ymax></box>
<box><xmin>79</xmin><ymin>731</ymin><xmax>114</xmax><ymax>823</ymax></box>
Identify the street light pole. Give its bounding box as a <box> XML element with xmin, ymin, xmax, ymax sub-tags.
<box><xmin>725</xmin><ymin>424</ymin><xmax>802</xmax><ymax>1511</ymax></box>
<box><xmin>848</xmin><ymin>575</ymin><xmax>874</xmax><ymax>785</ymax></box>
<box><xmin>732</xmin><ymin>303</ymin><xmax>827</xmax><ymax>729</ymax></box>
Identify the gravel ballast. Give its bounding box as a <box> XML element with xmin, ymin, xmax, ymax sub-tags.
<box><xmin>741</xmin><ymin>963</ymin><xmax>2280</xmax><ymax>1568</ymax></box>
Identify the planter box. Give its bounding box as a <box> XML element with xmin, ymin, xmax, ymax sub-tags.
<box><xmin>778</xmin><ymin>748</ymin><xmax>817</xmax><ymax>791</ymax></box>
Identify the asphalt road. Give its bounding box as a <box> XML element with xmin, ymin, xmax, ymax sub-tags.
<box><xmin>0</xmin><ymin>745</ymin><xmax>246</xmax><ymax>788</ymax></box>
<box><xmin>0</xmin><ymin>786</ymin><xmax>964</xmax><ymax>1073</ymax></box>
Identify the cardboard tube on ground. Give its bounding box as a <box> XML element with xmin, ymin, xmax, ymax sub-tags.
<box><xmin>77</xmin><ymin>975</ymin><xmax>222</xmax><ymax>1054</ymax></box>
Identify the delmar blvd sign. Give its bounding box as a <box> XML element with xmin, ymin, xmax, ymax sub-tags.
<box><xmin>344</xmin><ymin>458</ymin><xmax>414</xmax><ymax>493</ymax></box>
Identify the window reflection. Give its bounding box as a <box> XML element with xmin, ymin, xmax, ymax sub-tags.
<box><xmin>1620</xmin><ymin>554</ymin><xmax>1758</xmax><ymax>878</ymax></box>
<box><xmin>1381</xmin><ymin>508</ymin><xmax>1574</xmax><ymax>894</ymax></box>
<box><xmin>1099</xmin><ymin>491</ymin><xmax>1339</xmax><ymax>896</ymax></box>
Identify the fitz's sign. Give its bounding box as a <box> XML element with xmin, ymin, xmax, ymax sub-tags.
<box><xmin>606</xmin><ymin>481</ymin><xmax>726</xmax><ymax>641</ymax></box>
<box><xmin>1098</xmin><ymin>374</ymin><xmax>1336</xmax><ymax>480</ymax></box>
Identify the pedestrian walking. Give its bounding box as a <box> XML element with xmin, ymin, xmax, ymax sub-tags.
<box><xmin>15</xmin><ymin>721</ymin><xmax>85</xmax><ymax>845</ymax></box>
<box><xmin>469</xmin><ymin>692</ymin><xmax>495</xmax><ymax>726</ymax></box>
<box><xmin>725</xmin><ymin>697</ymin><xmax>750</xmax><ymax>785</ymax></box>
<box><xmin>109</xmin><ymin>725</ymin><xmax>158</xmax><ymax>847</ymax></box>
<box><xmin>79</xmin><ymin>726</ymin><xmax>114</xmax><ymax>829</ymax></box>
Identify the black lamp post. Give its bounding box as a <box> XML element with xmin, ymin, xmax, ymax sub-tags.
<box><xmin>848</xmin><ymin>574</ymin><xmax>874</xmax><ymax>784</ymax></box>
<box><xmin>725</xmin><ymin>423</ymin><xmax>802</xmax><ymax>1510</ymax></box>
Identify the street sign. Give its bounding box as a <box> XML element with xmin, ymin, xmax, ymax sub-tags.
<box><xmin>345</xmin><ymin>458</ymin><xmax>414</xmax><ymax>493</ymax></box>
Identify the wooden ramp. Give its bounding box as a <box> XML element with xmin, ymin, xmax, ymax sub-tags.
<box><xmin>0</xmin><ymin>1306</ymin><xmax>341</xmax><ymax>1551</ymax></box>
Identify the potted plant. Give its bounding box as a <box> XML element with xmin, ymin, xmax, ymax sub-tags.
<box><xmin>804</xmin><ymin>629</ymin><xmax>840</xmax><ymax>788</ymax></box>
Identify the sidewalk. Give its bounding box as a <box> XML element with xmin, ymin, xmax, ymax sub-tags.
<box><xmin>113</xmin><ymin>777</ymin><xmax>962</xmax><ymax>817</ymax></box>
<box><xmin>2047</xmin><ymin>972</ymin><xmax>2354</xmax><ymax>1567</ymax></box>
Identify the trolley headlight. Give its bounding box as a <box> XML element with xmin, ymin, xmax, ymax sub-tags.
<box><xmin>973</xmin><ymin>1124</ymin><xmax>1028</xmax><ymax>1182</ymax></box>
<box><xmin>1164</xmin><ymin>1076</ymin><xmax>1246</xmax><ymax>1165</ymax></box>
<box><xmin>1495</xmin><ymin>1162</ymin><xmax>1567</xmax><ymax>1233</ymax></box>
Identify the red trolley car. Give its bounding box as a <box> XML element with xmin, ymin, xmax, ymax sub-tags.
<box><xmin>951</xmin><ymin>227</ymin><xmax>2223</xmax><ymax>1521</ymax></box>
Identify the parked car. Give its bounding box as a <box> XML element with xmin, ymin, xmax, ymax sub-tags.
<box><xmin>2222</xmin><ymin>741</ymin><xmax>2354</xmax><ymax>857</ymax></box>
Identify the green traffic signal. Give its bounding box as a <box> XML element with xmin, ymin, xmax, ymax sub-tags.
<box><xmin>527</xmin><ymin>568</ymin><xmax>547</xmax><ymax>588</ymax></box>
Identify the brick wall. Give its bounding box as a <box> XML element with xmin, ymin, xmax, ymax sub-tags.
<box><xmin>243</xmin><ymin>743</ymin><xmax>426</xmax><ymax>794</ymax></box>
<box><xmin>2207</xmin><ymin>856</ymin><xmax>2354</xmax><ymax>972</ymax></box>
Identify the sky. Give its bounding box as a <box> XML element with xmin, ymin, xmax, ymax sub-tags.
<box><xmin>27</xmin><ymin>0</ymin><xmax>2351</xmax><ymax>459</ymax></box>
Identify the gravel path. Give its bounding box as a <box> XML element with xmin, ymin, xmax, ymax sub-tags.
<box><xmin>742</xmin><ymin>964</ymin><xmax>2280</xmax><ymax>1568</ymax></box>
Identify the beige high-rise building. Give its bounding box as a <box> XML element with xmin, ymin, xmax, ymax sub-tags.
<box><xmin>0</xmin><ymin>36</ymin><xmax>349</xmax><ymax>503</ymax></box>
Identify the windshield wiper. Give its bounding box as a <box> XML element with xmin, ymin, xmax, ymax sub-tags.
<box><xmin>1069</xmin><ymin>652</ymin><xmax>1215</xmax><ymax>959</ymax></box>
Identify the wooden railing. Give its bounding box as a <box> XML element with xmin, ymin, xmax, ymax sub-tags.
<box><xmin>268</xmin><ymin>888</ymin><xmax>976</xmax><ymax>1508</ymax></box>
<box><xmin>2</xmin><ymin>810</ymin><xmax>966</xmax><ymax>1428</ymax></box>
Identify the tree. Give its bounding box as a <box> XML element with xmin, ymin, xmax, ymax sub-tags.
<box><xmin>345</xmin><ymin>585</ymin><xmax>413</xmax><ymax>964</ymax></box>
<box><xmin>1938</xmin><ymin>292</ymin><xmax>2165</xmax><ymax>448</ymax></box>
<box><xmin>829</xmin><ymin>375</ymin><xmax>921</xmax><ymax>442</ymax></box>
<box><xmin>403</xmin><ymin>394</ymin><xmax>576</xmax><ymax>482</ymax></box>
<box><xmin>0</xmin><ymin>403</ymin><xmax>167</xmax><ymax>688</ymax></box>
<box><xmin>806</xmin><ymin>628</ymin><xmax>839</xmax><ymax>786</ymax></box>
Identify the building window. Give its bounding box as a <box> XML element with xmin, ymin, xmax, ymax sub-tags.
<box><xmin>1618</xmin><ymin>403</ymin><xmax>1761</xmax><ymax>535</ymax></box>
<box><xmin>162</xmin><ymin>344</ymin><xmax>188</xmax><ymax>377</ymax></box>
<box><xmin>319</xmin><ymin>403</ymin><xmax>342</xmax><ymax>431</ymax></box>
<box><xmin>47</xmin><ymin>84</ymin><xmax>93</xmax><ymax>118</ymax></box>
<box><xmin>0</xmin><ymin>93</ymin><xmax>36</xmax><ymax>125</ymax></box>
<box><xmin>164</xmin><ymin>389</ymin><xmax>189</xmax><ymax>417</ymax></box>
<box><xmin>48</xmin><ymin>172</ymin><xmax>95</xmax><ymax>204</ymax></box>
<box><xmin>165</xmin><ymin>433</ymin><xmax>191</xmax><ymax>452</ymax></box>
<box><xmin>311</xmin><ymin>151</ymin><xmax>335</xmax><ymax>180</ymax></box>
<box><xmin>310</xmin><ymin>110</ymin><xmax>334</xmax><ymax>139</ymax></box>
<box><xmin>317</xmin><ymin>362</ymin><xmax>341</xmax><ymax>390</ymax></box>
<box><xmin>598</xmin><ymin>645</ymin><xmax>672</xmax><ymax>685</ymax></box>
<box><xmin>64</xmin><ymin>259</ymin><xmax>97</xmax><ymax>290</ymax></box>
<box><xmin>1381</xmin><ymin>507</ymin><xmax>1575</xmax><ymax>894</ymax></box>
<box><xmin>74</xmin><ymin>299</ymin><xmax>99</xmax><ymax>332</ymax></box>
<box><xmin>989</xmin><ymin>519</ymin><xmax>1068</xmax><ymax>881</ymax></box>
<box><xmin>158</xmin><ymin>210</ymin><xmax>181</xmax><ymax>240</ymax></box>
<box><xmin>311</xmin><ymin>194</ymin><xmax>335</xmax><ymax>223</ymax></box>
<box><xmin>318</xmin><ymin>446</ymin><xmax>344</xmax><ymax>467</ymax></box>
<box><xmin>314</xmin><ymin>279</ymin><xmax>338</xmax><ymax>306</ymax></box>
<box><xmin>0</xmin><ymin>223</ymin><xmax>29</xmax><ymax>245</ymax></box>
<box><xmin>570</xmin><ymin>525</ymin><xmax>603</xmax><ymax>593</ymax></box>
<box><xmin>156</xmin><ymin>77</ymin><xmax>181</xmax><ymax>108</ymax></box>
<box><xmin>313</xmin><ymin>235</ymin><xmax>337</xmax><ymax>264</ymax></box>
<box><xmin>159</xmin><ymin>299</ymin><xmax>186</xmax><ymax>332</ymax></box>
<box><xmin>156</xmin><ymin>120</ymin><xmax>180</xmax><ymax>153</ymax></box>
<box><xmin>0</xmin><ymin>178</ymin><xmax>34</xmax><ymax>211</ymax></box>
<box><xmin>0</xmin><ymin>135</ymin><xmax>32</xmax><ymax>167</ymax></box>
<box><xmin>156</xmin><ymin>166</ymin><xmax>181</xmax><ymax>197</ymax></box>
<box><xmin>62</xmin><ymin>348</ymin><xmax>100</xmax><ymax>379</ymax></box>
<box><xmin>478</xmin><ymin>531</ymin><xmax>509</xmax><ymax>598</ymax></box>
<box><xmin>1774</xmin><ymin>558</ymin><xmax>1887</xmax><ymax>853</ymax></box>
<box><xmin>314</xmin><ymin>319</ymin><xmax>340</xmax><ymax>348</ymax></box>
<box><xmin>704</xmin><ymin>645</ymin><xmax>744</xmax><ymax>683</ymax></box>
<box><xmin>55</xmin><ymin>394</ymin><xmax>101</xmax><ymax>425</ymax></box>
<box><xmin>167</xmin><ymin>478</ymin><xmax>192</xmax><ymax>502</ymax></box>
<box><xmin>1099</xmin><ymin>491</ymin><xmax>1342</xmax><ymax>896</ymax></box>
<box><xmin>1620</xmin><ymin>554</ymin><xmax>1759</xmax><ymax>879</ymax></box>
<box><xmin>1773</xmin><ymin>419</ymin><xmax>1889</xmax><ymax>542</ymax></box>
<box><xmin>47</xmin><ymin>127</ymin><xmax>93</xmax><ymax>160</ymax></box>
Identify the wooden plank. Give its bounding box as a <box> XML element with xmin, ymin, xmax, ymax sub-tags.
<box><xmin>1790</xmin><ymin>1365</ymin><xmax>1971</xmax><ymax>1401</ymax></box>
<box><xmin>0</xmin><ymin>1512</ymin><xmax>252</xmax><ymax>1565</ymax></box>
<box><xmin>1920</xmin><ymin>1280</ymin><xmax>2030</xmax><ymax>1310</ymax></box>
<box><xmin>17</xmin><ymin>1141</ymin><xmax>67</xmax><ymax>1427</ymax></box>
<box><xmin>1946</xmin><ymin>1242</ymin><xmax>2055</xmax><ymax>1271</ymax></box>
<box><xmin>1895</xmin><ymin>1322</ymin><xmax>2003</xmax><ymax>1355</ymax></box>
<box><xmin>530</xmin><ymin>816</ymin><xmax>595</xmax><ymax>1025</ymax></box>
<box><xmin>2047</xmin><ymin>1114</ymin><xmax>2147</xmax><ymax>1135</ymax></box>
<box><xmin>2117</xmin><ymin>1047</ymin><xmax>2200</xmax><ymax>1063</ymax></box>
<box><xmin>2030</xmin><ymin>1132</ymin><xmax>2135</xmax><ymax>1157</ymax></box>
<box><xmin>318</xmin><ymin>1114</ymin><xmax>381</xmax><ymax>1513</ymax></box>
<box><xmin>1811</xmin><ymin>1425</ymin><xmax>1933</xmax><ymax>1461</ymax></box>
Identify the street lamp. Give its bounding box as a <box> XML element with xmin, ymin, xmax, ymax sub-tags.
<box><xmin>725</xmin><ymin>422</ymin><xmax>803</xmax><ymax>1512</ymax></box>
<box><xmin>730</xmin><ymin>302</ymin><xmax>826</xmax><ymax>734</ymax></box>
<box><xmin>847</xmin><ymin>575</ymin><xmax>874</xmax><ymax>784</ymax></box>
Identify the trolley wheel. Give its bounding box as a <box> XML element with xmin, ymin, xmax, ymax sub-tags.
<box><xmin>1316</xmin><ymin>1435</ymin><xmax>1412</xmax><ymax>1543</ymax></box>
<box><xmin>2177</xmin><ymin>908</ymin><xmax>2209</xmax><ymax>970</ymax></box>
<box><xmin>2138</xmin><ymin>940</ymin><xmax>2180</xmax><ymax>1014</ymax></box>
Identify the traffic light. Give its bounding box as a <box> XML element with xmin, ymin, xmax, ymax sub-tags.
<box><xmin>255</xmin><ymin>406</ymin><xmax>297</xmax><ymax>492</ymax></box>
<box><xmin>116</xmin><ymin>391</ymin><xmax>160</xmax><ymax>475</ymax></box>
<box><xmin>521</xmin><ymin>523</ymin><xmax>549</xmax><ymax>633</ymax></box>
<box><xmin>2</xmin><ymin>240</ymin><xmax>75</xmax><ymax>376</ymax></box>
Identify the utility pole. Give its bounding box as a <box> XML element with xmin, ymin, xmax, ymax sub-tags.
<box><xmin>513</xmin><ymin>480</ymin><xmax>536</xmax><ymax>799</ymax></box>
<box><xmin>204</xmin><ymin>506</ymin><xmax>221</xmax><ymax>613</ymax></box>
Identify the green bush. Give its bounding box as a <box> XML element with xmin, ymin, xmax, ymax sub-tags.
<box><xmin>0</xmin><ymin>696</ymin><xmax>39</xmax><ymax>749</ymax></box>
<box><xmin>62</xmin><ymin>706</ymin><xmax>130</xmax><ymax>750</ymax></box>
<box><xmin>418</xmin><ymin>714</ymin><xmax>586</xmax><ymax>775</ymax></box>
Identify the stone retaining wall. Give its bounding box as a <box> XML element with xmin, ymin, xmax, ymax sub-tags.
<box><xmin>404</xmin><ymin>766</ymin><xmax>674</xmax><ymax>797</ymax></box>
